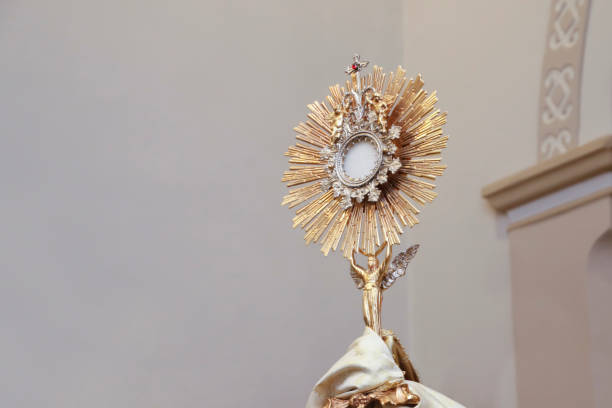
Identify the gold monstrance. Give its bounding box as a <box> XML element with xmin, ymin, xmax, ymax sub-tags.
<box><xmin>282</xmin><ymin>55</ymin><xmax>448</xmax><ymax>408</ymax></box>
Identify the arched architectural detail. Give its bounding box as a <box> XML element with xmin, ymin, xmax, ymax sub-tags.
<box><xmin>587</xmin><ymin>228</ymin><xmax>612</xmax><ymax>408</ymax></box>
<box><xmin>483</xmin><ymin>136</ymin><xmax>612</xmax><ymax>407</ymax></box>
<box><xmin>538</xmin><ymin>0</ymin><xmax>592</xmax><ymax>161</ymax></box>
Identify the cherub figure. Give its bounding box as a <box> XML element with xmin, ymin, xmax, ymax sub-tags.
<box><xmin>364</xmin><ymin>91</ymin><xmax>392</xmax><ymax>131</ymax></box>
<box><xmin>350</xmin><ymin>242</ymin><xmax>419</xmax><ymax>335</ymax></box>
<box><xmin>328</xmin><ymin>106</ymin><xmax>346</xmax><ymax>144</ymax></box>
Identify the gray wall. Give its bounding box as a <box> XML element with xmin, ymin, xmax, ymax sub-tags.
<box><xmin>0</xmin><ymin>1</ymin><xmax>404</xmax><ymax>407</ymax></box>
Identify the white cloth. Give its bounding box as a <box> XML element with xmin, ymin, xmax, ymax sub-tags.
<box><xmin>306</xmin><ymin>327</ymin><xmax>465</xmax><ymax>408</ymax></box>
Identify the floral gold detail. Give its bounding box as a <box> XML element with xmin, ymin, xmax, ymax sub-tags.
<box><xmin>323</xmin><ymin>381</ymin><xmax>420</xmax><ymax>408</ymax></box>
<box><xmin>282</xmin><ymin>55</ymin><xmax>448</xmax><ymax>258</ymax></box>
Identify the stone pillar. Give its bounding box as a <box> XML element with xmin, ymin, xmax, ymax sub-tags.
<box><xmin>483</xmin><ymin>135</ymin><xmax>612</xmax><ymax>408</ymax></box>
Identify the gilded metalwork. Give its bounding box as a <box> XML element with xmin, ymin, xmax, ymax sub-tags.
<box><xmin>282</xmin><ymin>55</ymin><xmax>448</xmax><ymax>258</ymax></box>
<box><xmin>293</xmin><ymin>55</ymin><xmax>456</xmax><ymax>408</ymax></box>
<box><xmin>350</xmin><ymin>242</ymin><xmax>419</xmax><ymax>336</ymax></box>
<box><xmin>350</xmin><ymin>242</ymin><xmax>391</xmax><ymax>336</ymax></box>
<box><xmin>324</xmin><ymin>381</ymin><xmax>420</xmax><ymax>408</ymax></box>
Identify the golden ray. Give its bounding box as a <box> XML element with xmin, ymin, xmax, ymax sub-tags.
<box><xmin>383</xmin><ymin>186</ymin><xmax>420</xmax><ymax>227</ymax></box>
<box><xmin>342</xmin><ymin>203</ymin><xmax>364</xmax><ymax>258</ymax></box>
<box><xmin>294</xmin><ymin>122</ymin><xmax>328</xmax><ymax>148</ymax></box>
<box><xmin>282</xmin><ymin>166</ymin><xmax>327</xmax><ymax>187</ymax></box>
<box><xmin>293</xmin><ymin>190</ymin><xmax>335</xmax><ymax>228</ymax></box>
<box><xmin>372</xmin><ymin>66</ymin><xmax>385</xmax><ymax>93</ymax></box>
<box><xmin>304</xmin><ymin>199</ymin><xmax>342</xmax><ymax>244</ymax></box>
<box><xmin>327</xmin><ymin>84</ymin><xmax>344</xmax><ymax>107</ymax></box>
<box><xmin>307</xmin><ymin>110</ymin><xmax>332</xmax><ymax>134</ymax></box>
<box><xmin>388</xmin><ymin>75</ymin><xmax>424</xmax><ymax>124</ymax></box>
<box><xmin>285</xmin><ymin>143</ymin><xmax>326</xmax><ymax>164</ymax></box>
<box><xmin>282</xmin><ymin>183</ymin><xmax>323</xmax><ymax>208</ymax></box>
<box><xmin>361</xmin><ymin>202</ymin><xmax>380</xmax><ymax>254</ymax></box>
<box><xmin>392</xmin><ymin>176</ymin><xmax>438</xmax><ymax>205</ymax></box>
<box><xmin>321</xmin><ymin>208</ymin><xmax>350</xmax><ymax>255</ymax></box>
<box><xmin>403</xmin><ymin>158</ymin><xmax>447</xmax><ymax>179</ymax></box>
<box><xmin>384</xmin><ymin>66</ymin><xmax>407</xmax><ymax>106</ymax></box>
<box><xmin>399</xmin><ymin>94</ymin><xmax>438</xmax><ymax>132</ymax></box>
<box><xmin>376</xmin><ymin>197</ymin><xmax>402</xmax><ymax>246</ymax></box>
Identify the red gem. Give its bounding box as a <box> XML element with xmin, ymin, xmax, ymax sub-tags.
<box><xmin>352</xmin><ymin>64</ymin><xmax>357</xmax><ymax>70</ymax></box>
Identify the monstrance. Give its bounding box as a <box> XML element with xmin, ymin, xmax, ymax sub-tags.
<box><xmin>282</xmin><ymin>55</ymin><xmax>460</xmax><ymax>408</ymax></box>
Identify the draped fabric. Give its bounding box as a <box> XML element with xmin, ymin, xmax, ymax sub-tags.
<box><xmin>306</xmin><ymin>327</ymin><xmax>465</xmax><ymax>408</ymax></box>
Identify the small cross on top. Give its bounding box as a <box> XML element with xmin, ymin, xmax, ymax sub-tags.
<box><xmin>345</xmin><ymin>54</ymin><xmax>369</xmax><ymax>75</ymax></box>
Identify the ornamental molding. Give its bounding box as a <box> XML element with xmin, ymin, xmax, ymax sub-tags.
<box><xmin>483</xmin><ymin>134</ymin><xmax>612</xmax><ymax>212</ymax></box>
<box><xmin>538</xmin><ymin>0</ymin><xmax>591</xmax><ymax>161</ymax></box>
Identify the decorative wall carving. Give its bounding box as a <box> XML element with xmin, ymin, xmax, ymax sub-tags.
<box><xmin>542</xmin><ymin>65</ymin><xmax>575</xmax><ymax>125</ymax></box>
<box><xmin>541</xmin><ymin>129</ymin><xmax>572</xmax><ymax>158</ymax></box>
<box><xmin>538</xmin><ymin>0</ymin><xmax>591</xmax><ymax>161</ymax></box>
<box><xmin>549</xmin><ymin>0</ymin><xmax>585</xmax><ymax>50</ymax></box>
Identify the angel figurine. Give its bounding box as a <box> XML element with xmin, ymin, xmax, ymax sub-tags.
<box><xmin>350</xmin><ymin>241</ymin><xmax>419</xmax><ymax>336</ymax></box>
<box><xmin>307</xmin><ymin>242</ymin><xmax>463</xmax><ymax>408</ymax></box>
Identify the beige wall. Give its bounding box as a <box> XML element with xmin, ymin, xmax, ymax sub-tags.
<box><xmin>400</xmin><ymin>2</ymin><xmax>612</xmax><ymax>408</ymax></box>
<box><xmin>401</xmin><ymin>1</ymin><xmax>555</xmax><ymax>407</ymax></box>
<box><xmin>509</xmin><ymin>195</ymin><xmax>611</xmax><ymax>408</ymax></box>
<box><xmin>588</xmin><ymin>228</ymin><xmax>612</xmax><ymax>408</ymax></box>
<box><xmin>581</xmin><ymin>0</ymin><xmax>612</xmax><ymax>143</ymax></box>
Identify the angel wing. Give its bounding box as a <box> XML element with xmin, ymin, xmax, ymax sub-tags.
<box><xmin>381</xmin><ymin>244</ymin><xmax>419</xmax><ymax>290</ymax></box>
<box><xmin>350</xmin><ymin>267</ymin><xmax>365</xmax><ymax>290</ymax></box>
